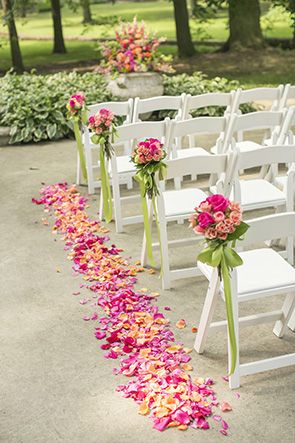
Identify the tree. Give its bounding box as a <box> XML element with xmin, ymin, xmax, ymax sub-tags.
<box><xmin>227</xmin><ymin>0</ymin><xmax>264</xmax><ymax>49</ymax></box>
<box><xmin>50</xmin><ymin>0</ymin><xmax>66</xmax><ymax>53</ymax></box>
<box><xmin>172</xmin><ymin>0</ymin><xmax>196</xmax><ymax>57</ymax></box>
<box><xmin>80</xmin><ymin>0</ymin><xmax>92</xmax><ymax>24</ymax></box>
<box><xmin>205</xmin><ymin>0</ymin><xmax>264</xmax><ymax>50</ymax></box>
<box><xmin>2</xmin><ymin>0</ymin><xmax>25</xmax><ymax>72</ymax></box>
<box><xmin>273</xmin><ymin>0</ymin><xmax>295</xmax><ymax>47</ymax></box>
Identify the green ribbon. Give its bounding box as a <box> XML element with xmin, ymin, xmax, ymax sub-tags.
<box><xmin>197</xmin><ymin>221</ymin><xmax>249</xmax><ymax>375</ymax></box>
<box><xmin>151</xmin><ymin>196</ymin><xmax>164</xmax><ymax>277</ymax></box>
<box><xmin>99</xmin><ymin>144</ymin><xmax>113</xmax><ymax>223</ymax></box>
<box><xmin>136</xmin><ymin>178</ymin><xmax>155</xmax><ymax>266</ymax></box>
<box><xmin>73</xmin><ymin>120</ymin><xmax>87</xmax><ymax>181</ymax></box>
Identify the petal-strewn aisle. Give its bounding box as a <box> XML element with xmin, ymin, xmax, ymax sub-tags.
<box><xmin>33</xmin><ymin>183</ymin><xmax>229</xmax><ymax>435</ymax></box>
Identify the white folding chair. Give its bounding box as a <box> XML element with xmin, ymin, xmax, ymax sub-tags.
<box><xmin>132</xmin><ymin>95</ymin><xmax>186</xmax><ymax>122</ymax></box>
<box><xmin>195</xmin><ymin>212</ymin><xmax>295</xmax><ymax>389</ymax></box>
<box><xmin>182</xmin><ymin>91</ymin><xmax>236</xmax><ymax>148</ymax></box>
<box><xmin>141</xmin><ymin>151</ymin><xmax>237</xmax><ymax>289</ymax></box>
<box><xmin>80</xmin><ymin>99</ymin><xmax>134</xmax><ymax>194</ymax></box>
<box><xmin>220</xmin><ymin>110</ymin><xmax>285</xmax><ymax>155</ymax></box>
<box><xmin>233</xmin><ymin>86</ymin><xmax>284</xmax><ymax>147</ymax></box>
<box><xmin>108</xmin><ymin>119</ymin><xmax>170</xmax><ymax>233</ymax></box>
<box><xmin>280</xmin><ymin>84</ymin><xmax>295</xmax><ymax>110</ymax></box>
<box><xmin>228</xmin><ymin>145</ymin><xmax>295</xmax><ymax>213</ymax></box>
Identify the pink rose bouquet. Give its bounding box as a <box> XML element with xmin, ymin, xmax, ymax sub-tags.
<box><xmin>131</xmin><ymin>138</ymin><xmax>167</xmax><ymax>199</ymax></box>
<box><xmin>190</xmin><ymin>194</ymin><xmax>249</xmax><ymax>375</ymax></box>
<box><xmin>130</xmin><ymin>138</ymin><xmax>167</xmax><ymax>266</ymax></box>
<box><xmin>66</xmin><ymin>92</ymin><xmax>87</xmax><ymax>123</ymax></box>
<box><xmin>66</xmin><ymin>92</ymin><xmax>88</xmax><ymax>180</ymax></box>
<box><xmin>88</xmin><ymin>108</ymin><xmax>117</xmax><ymax>160</ymax></box>
<box><xmin>98</xmin><ymin>18</ymin><xmax>173</xmax><ymax>75</ymax></box>
<box><xmin>88</xmin><ymin>108</ymin><xmax>118</xmax><ymax>224</ymax></box>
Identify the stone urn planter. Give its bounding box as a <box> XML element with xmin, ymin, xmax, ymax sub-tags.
<box><xmin>107</xmin><ymin>72</ymin><xmax>164</xmax><ymax>100</ymax></box>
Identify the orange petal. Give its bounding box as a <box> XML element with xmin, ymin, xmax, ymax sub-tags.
<box><xmin>221</xmin><ymin>401</ymin><xmax>232</xmax><ymax>412</ymax></box>
<box><xmin>166</xmin><ymin>345</ymin><xmax>182</xmax><ymax>353</ymax></box>
<box><xmin>182</xmin><ymin>363</ymin><xmax>193</xmax><ymax>371</ymax></box>
<box><xmin>178</xmin><ymin>424</ymin><xmax>188</xmax><ymax>431</ymax></box>
<box><xmin>176</xmin><ymin>319</ymin><xmax>186</xmax><ymax>329</ymax></box>
<box><xmin>138</xmin><ymin>401</ymin><xmax>149</xmax><ymax>416</ymax></box>
<box><xmin>191</xmin><ymin>327</ymin><xmax>198</xmax><ymax>333</ymax></box>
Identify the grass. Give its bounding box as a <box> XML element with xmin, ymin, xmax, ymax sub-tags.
<box><xmin>0</xmin><ymin>0</ymin><xmax>294</xmax><ymax>86</ymax></box>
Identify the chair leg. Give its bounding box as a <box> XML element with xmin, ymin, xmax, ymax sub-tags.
<box><xmin>99</xmin><ymin>187</ymin><xmax>103</xmax><ymax>222</ymax></box>
<box><xmin>126</xmin><ymin>176</ymin><xmax>133</xmax><ymax>190</ymax></box>
<box><xmin>288</xmin><ymin>309</ymin><xmax>295</xmax><ymax>332</ymax></box>
<box><xmin>140</xmin><ymin>199</ymin><xmax>153</xmax><ymax>267</ymax></box>
<box><xmin>194</xmin><ymin>269</ymin><xmax>220</xmax><ymax>354</ymax></box>
<box><xmin>273</xmin><ymin>293</ymin><xmax>295</xmax><ymax>338</ymax></box>
<box><xmin>228</xmin><ymin>288</ymin><xmax>240</xmax><ymax>389</ymax></box>
<box><xmin>76</xmin><ymin>152</ymin><xmax>82</xmax><ymax>185</ymax></box>
<box><xmin>156</xmin><ymin>201</ymin><xmax>171</xmax><ymax>290</ymax></box>
<box><xmin>112</xmin><ymin>176</ymin><xmax>123</xmax><ymax>233</ymax></box>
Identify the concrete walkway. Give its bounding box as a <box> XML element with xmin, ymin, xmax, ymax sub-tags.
<box><xmin>0</xmin><ymin>139</ymin><xmax>294</xmax><ymax>443</ymax></box>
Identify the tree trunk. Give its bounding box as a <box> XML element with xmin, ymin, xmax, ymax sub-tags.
<box><xmin>190</xmin><ymin>0</ymin><xmax>198</xmax><ymax>17</ymax></box>
<box><xmin>50</xmin><ymin>0</ymin><xmax>66</xmax><ymax>54</ymax></box>
<box><xmin>2</xmin><ymin>0</ymin><xmax>25</xmax><ymax>73</ymax></box>
<box><xmin>80</xmin><ymin>0</ymin><xmax>92</xmax><ymax>24</ymax></box>
<box><xmin>226</xmin><ymin>0</ymin><xmax>264</xmax><ymax>50</ymax></box>
<box><xmin>172</xmin><ymin>0</ymin><xmax>196</xmax><ymax>57</ymax></box>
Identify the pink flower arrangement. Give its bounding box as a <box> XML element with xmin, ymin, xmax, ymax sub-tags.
<box><xmin>66</xmin><ymin>92</ymin><xmax>86</xmax><ymax>120</ymax></box>
<box><xmin>98</xmin><ymin>18</ymin><xmax>173</xmax><ymax>75</ymax></box>
<box><xmin>88</xmin><ymin>108</ymin><xmax>117</xmax><ymax>158</ymax></box>
<box><xmin>132</xmin><ymin>138</ymin><xmax>165</xmax><ymax>165</ymax></box>
<box><xmin>189</xmin><ymin>195</ymin><xmax>243</xmax><ymax>242</ymax></box>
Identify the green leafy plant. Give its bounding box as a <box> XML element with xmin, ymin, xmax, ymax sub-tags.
<box><xmin>162</xmin><ymin>72</ymin><xmax>256</xmax><ymax>117</ymax></box>
<box><xmin>0</xmin><ymin>70</ymin><xmax>112</xmax><ymax>144</ymax></box>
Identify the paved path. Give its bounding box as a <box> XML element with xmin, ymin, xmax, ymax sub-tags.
<box><xmin>0</xmin><ymin>140</ymin><xmax>294</xmax><ymax>443</ymax></box>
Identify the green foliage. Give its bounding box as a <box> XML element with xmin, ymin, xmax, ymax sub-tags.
<box><xmin>0</xmin><ymin>71</ymin><xmax>111</xmax><ymax>144</ymax></box>
<box><xmin>162</xmin><ymin>71</ymin><xmax>255</xmax><ymax>117</ymax></box>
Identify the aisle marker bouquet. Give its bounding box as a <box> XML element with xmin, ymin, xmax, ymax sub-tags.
<box><xmin>131</xmin><ymin>138</ymin><xmax>167</xmax><ymax>265</ymax></box>
<box><xmin>88</xmin><ymin>109</ymin><xmax>117</xmax><ymax>223</ymax></box>
<box><xmin>98</xmin><ymin>18</ymin><xmax>173</xmax><ymax>75</ymax></box>
<box><xmin>66</xmin><ymin>92</ymin><xmax>88</xmax><ymax>180</ymax></box>
<box><xmin>190</xmin><ymin>194</ymin><xmax>249</xmax><ymax>374</ymax></box>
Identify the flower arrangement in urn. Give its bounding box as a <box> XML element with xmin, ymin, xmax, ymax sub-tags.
<box><xmin>98</xmin><ymin>18</ymin><xmax>173</xmax><ymax>75</ymax></box>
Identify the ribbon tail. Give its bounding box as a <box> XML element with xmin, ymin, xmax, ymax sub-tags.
<box><xmin>139</xmin><ymin>180</ymin><xmax>155</xmax><ymax>267</ymax></box>
<box><xmin>152</xmin><ymin>196</ymin><xmax>164</xmax><ymax>277</ymax></box>
<box><xmin>73</xmin><ymin>121</ymin><xmax>87</xmax><ymax>181</ymax></box>
<box><xmin>99</xmin><ymin>147</ymin><xmax>112</xmax><ymax>223</ymax></box>
<box><xmin>220</xmin><ymin>256</ymin><xmax>237</xmax><ymax>376</ymax></box>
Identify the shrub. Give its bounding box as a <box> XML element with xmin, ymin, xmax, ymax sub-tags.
<box><xmin>0</xmin><ymin>71</ymin><xmax>112</xmax><ymax>144</ymax></box>
<box><xmin>162</xmin><ymin>72</ymin><xmax>255</xmax><ymax>117</ymax></box>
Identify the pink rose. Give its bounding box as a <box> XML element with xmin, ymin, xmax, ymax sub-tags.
<box><xmin>205</xmin><ymin>227</ymin><xmax>217</xmax><ymax>239</ymax></box>
<box><xmin>193</xmin><ymin>225</ymin><xmax>205</xmax><ymax>234</ymax></box>
<box><xmin>214</xmin><ymin>211</ymin><xmax>225</xmax><ymax>223</ymax></box>
<box><xmin>206</xmin><ymin>194</ymin><xmax>229</xmax><ymax>212</ymax></box>
<box><xmin>198</xmin><ymin>212</ymin><xmax>215</xmax><ymax>229</ymax></box>
<box><xmin>196</xmin><ymin>201</ymin><xmax>212</xmax><ymax>213</ymax></box>
<box><xmin>229</xmin><ymin>211</ymin><xmax>242</xmax><ymax>225</ymax></box>
<box><xmin>218</xmin><ymin>232</ymin><xmax>228</xmax><ymax>241</ymax></box>
<box><xmin>88</xmin><ymin>115</ymin><xmax>95</xmax><ymax>124</ymax></box>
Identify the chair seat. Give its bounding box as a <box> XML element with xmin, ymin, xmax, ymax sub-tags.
<box><xmin>211</xmin><ymin>179</ymin><xmax>286</xmax><ymax>210</ymax></box>
<box><xmin>236</xmin><ymin>179</ymin><xmax>286</xmax><ymax>209</ymax></box>
<box><xmin>163</xmin><ymin>188</ymin><xmax>207</xmax><ymax>217</ymax></box>
<box><xmin>175</xmin><ymin>147</ymin><xmax>211</xmax><ymax>159</ymax></box>
<box><xmin>236</xmin><ymin>141</ymin><xmax>263</xmax><ymax>152</ymax></box>
<box><xmin>115</xmin><ymin>155</ymin><xmax>136</xmax><ymax>174</ymax></box>
<box><xmin>198</xmin><ymin>248</ymin><xmax>295</xmax><ymax>297</ymax></box>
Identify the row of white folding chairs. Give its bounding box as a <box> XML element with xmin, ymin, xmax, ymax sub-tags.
<box><xmin>95</xmin><ymin>107</ymin><xmax>295</xmax><ymax>234</ymax></box>
<box><xmin>77</xmin><ymin>84</ymin><xmax>295</xmax><ymax>192</ymax></box>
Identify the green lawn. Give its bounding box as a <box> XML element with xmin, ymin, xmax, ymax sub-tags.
<box><xmin>0</xmin><ymin>0</ymin><xmax>294</xmax><ymax>86</ymax></box>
